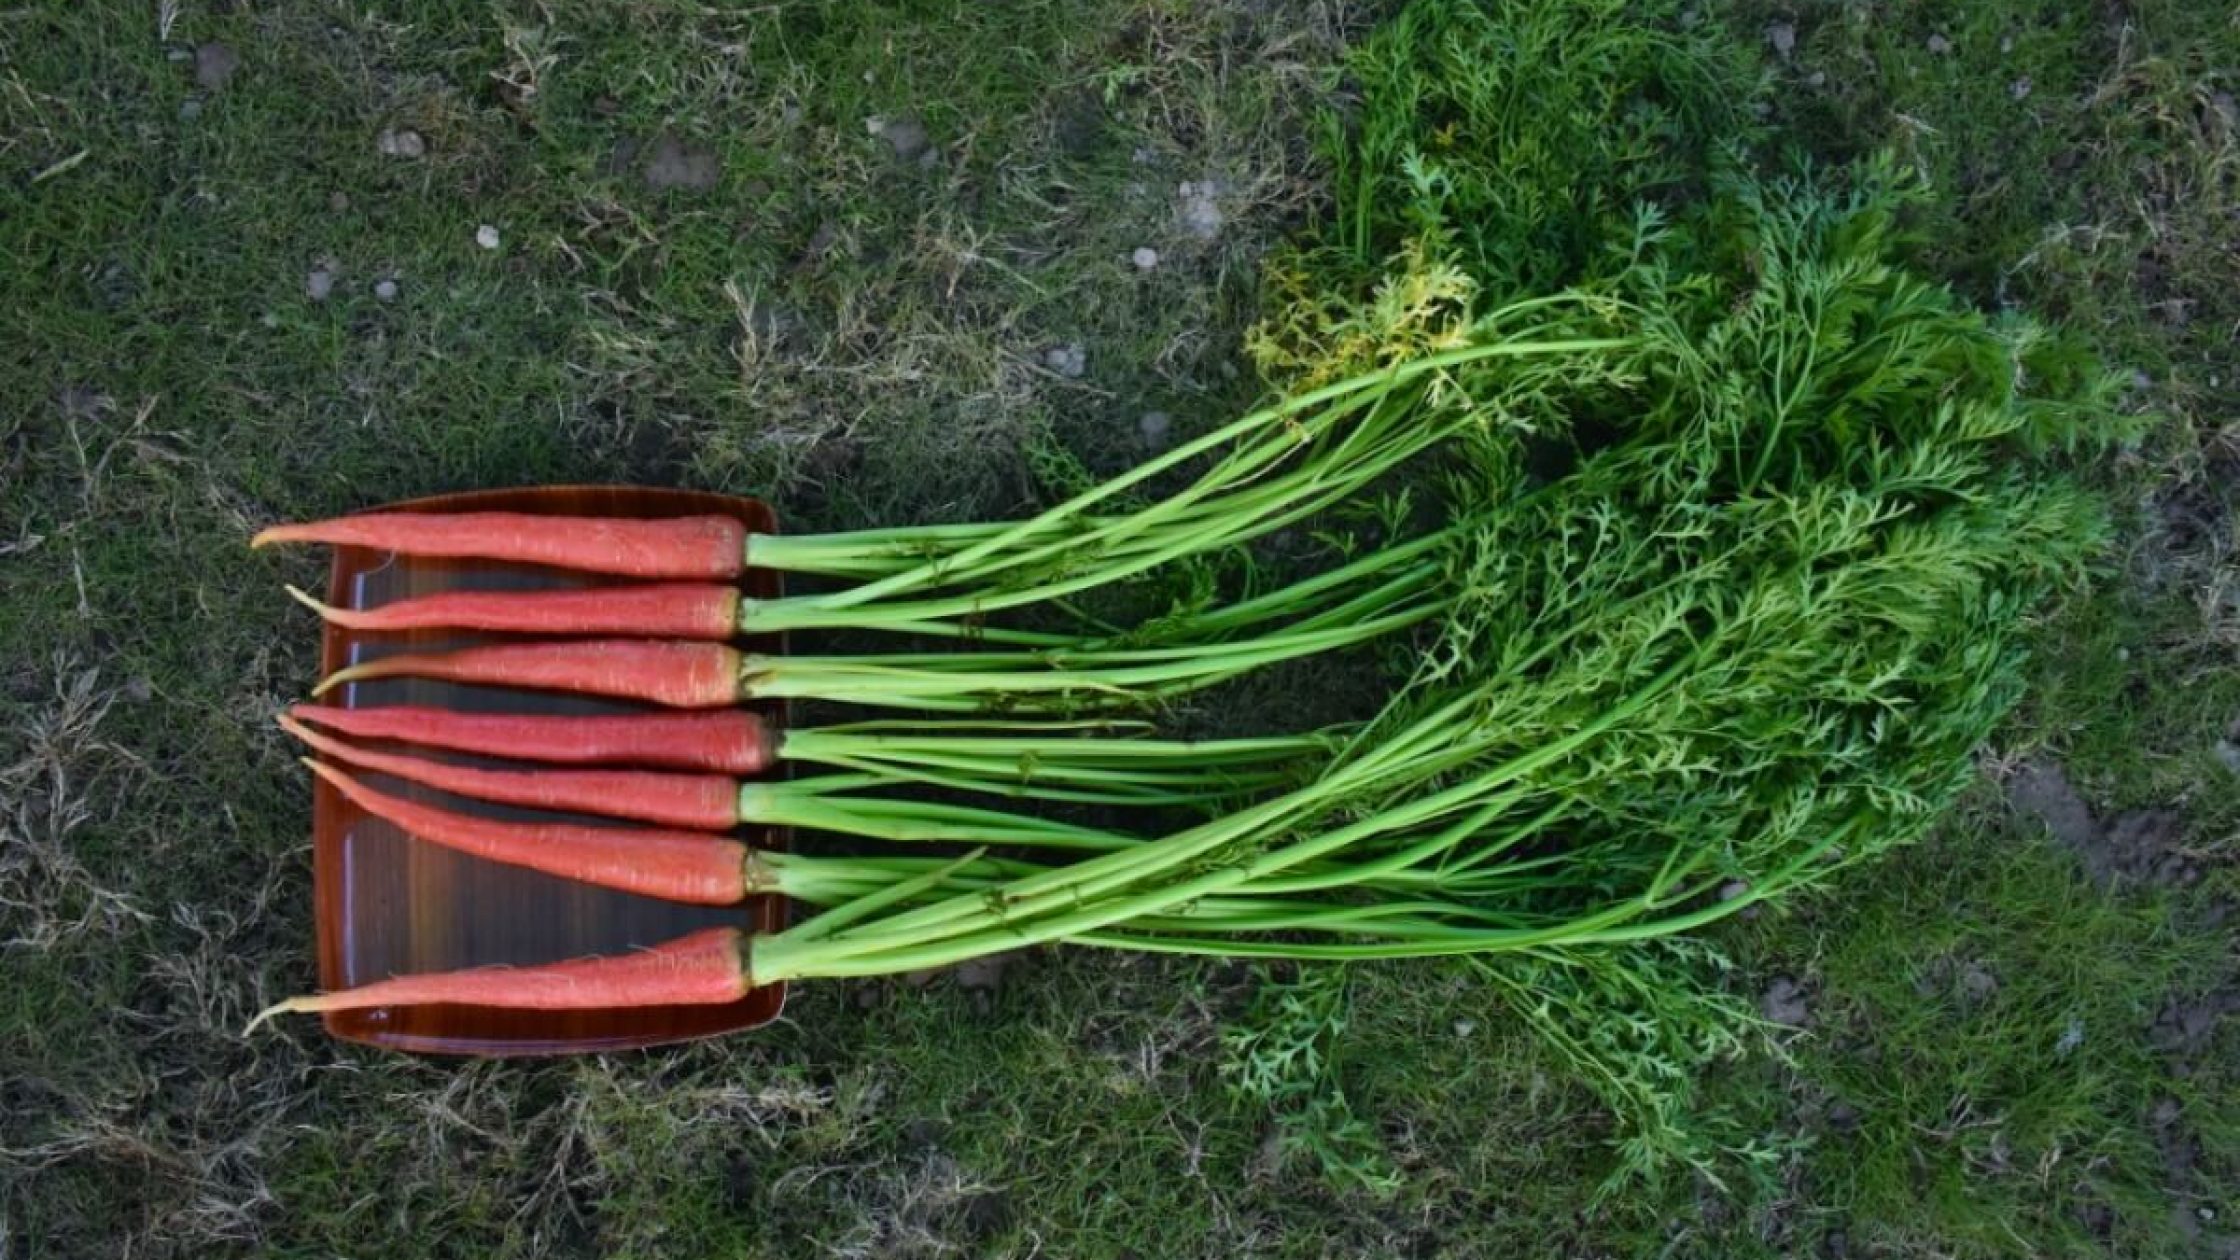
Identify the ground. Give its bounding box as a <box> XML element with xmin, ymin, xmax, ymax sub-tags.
<box><xmin>0</xmin><ymin>2</ymin><xmax>2233</xmax><ymax>1257</ymax></box>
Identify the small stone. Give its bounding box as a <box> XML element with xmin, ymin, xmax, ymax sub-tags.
<box><xmin>1762</xmin><ymin>975</ymin><xmax>1811</xmax><ymax>1027</ymax></box>
<box><xmin>1926</xmin><ymin>33</ymin><xmax>1952</xmax><ymax>55</ymax></box>
<box><xmin>166</xmin><ymin>48</ymin><xmax>191</xmax><ymax>63</ymax></box>
<box><xmin>1043</xmin><ymin>343</ymin><xmax>1087</xmax><ymax>379</ymax></box>
<box><xmin>194</xmin><ymin>42</ymin><xmax>240</xmax><ymax>91</ymax></box>
<box><xmin>1177</xmin><ymin>180</ymin><xmax>1224</xmax><ymax>241</ymax></box>
<box><xmin>1767</xmin><ymin>21</ymin><xmax>1797</xmax><ymax>59</ymax></box>
<box><xmin>1806</xmin><ymin>71</ymin><xmax>1827</xmax><ymax>88</ymax></box>
<box><xmin>2055</xmin><ymin>1018</ymin><xmax>2085</xmax><ymax>1057</ymax></box>
<box><xmin>374</xmin><ymin>279</ymin><xmax>399</xmax><ymax>302</ymax></box>
<box><xmin>305</xmin><ymin>268</ymin><xmax>335</xmax><ymax>301</ymax></box>
<box><xmin>377</xmin><ymin>128</ymin><xmax>426</xmax><ymax>159</ymax></box>
<box><xmin>869</xmin><ymin>115</ymin><xmax>929</xmax><ymax>162</ymax></box>
<box><xmin>475</xmin><ymin>224</ymin><xmax>501</xmax><ymax>251</ymax></box>
<box><xmin>1452</xmin><ymin>1019</ymin><xmax>1477</xmax><ymax>1037</ymax></box>
<box><xmin>2000</xmin><ymin>34</ymin><xmax>2015</xmax><ymax>55</ymax></box>
<box><xmin>123</xmin><ymin>676</ymin><xmax>154</xmax><ymax>703</ymax></box>
<box><xmin>2215</xmin><ymin>739</ymin><xmax>2240</xmax><ymax>774</ymax></box>
<box><xmin>954</xmin><ymin>954</ymin><xmax>1009</xmax><ymax>991</ymax></box>
<box><xmin>2010</xmin><ymin>76</ymin><xmax>2033</xmax><ymax>101</ymax></box>
<box><xmin>327</xmin><ymin>190</ymin><xmax>350</xmax><ymax>212</ymax></box>
<box><xmin>1960</xmin><ymin>962</ymin><xmax>1999</xmax><ymax>1002</ymax></box>
<box><xmin>179</xmin><ymin>98</ymin><xmax>203</xmax><ymax>121</ymax></box>
<box><xmin>1138</xmin><ymin>411</ymin><xmax>1171</xmax><ymax>448</ymax></box>
<box><xmin>1131</xmin><ymin>246</ymin><xmax>1160</xmax><ymax>271</ymax></box>
<box><xmin>1718</xmin><ymin>880</ymin><xmax>1749</xmax><ymax>901</ymax></box>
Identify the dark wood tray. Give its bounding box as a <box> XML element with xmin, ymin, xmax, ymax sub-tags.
<box><xmin>311</xmin><ymin>485</ymin><xmax>787</xmax><ymax>1055</ymax></box>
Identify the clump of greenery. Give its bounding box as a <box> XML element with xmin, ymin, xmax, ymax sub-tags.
<box><xmin>1209</xmin><ymin>0</ymin><xmax>2137</xmax><ymax>1196</ymax></box>
<box><xmin>1252</xmin><ymin>0</ymin><xmax>1761</xmax><ymax>382</ymax></box>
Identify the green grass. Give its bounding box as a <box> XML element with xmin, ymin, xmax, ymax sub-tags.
<box><xmin>1</xmin><ymin>1</ymin><xmax>2232</xmax><ymax>1256</ymax></box>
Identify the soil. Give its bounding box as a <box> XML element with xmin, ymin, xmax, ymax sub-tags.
<box><xmin>2001</xmin><ymin>760</ymin><xmax>2200</xmax><ymax>889</ymax></box>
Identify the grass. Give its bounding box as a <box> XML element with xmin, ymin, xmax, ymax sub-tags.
<box><xmin>1</xmin><ymin>1</ymin><xmax>2232</xmax><ymax>1256</ymax></box>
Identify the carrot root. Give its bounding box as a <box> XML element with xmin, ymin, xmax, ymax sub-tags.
<box><xmin>252</xmin><ymin>511</ymin><xmax>747</xmax><ymax>580</ymax></box>
<box><xmin>305</xmin><ymin>759</ymin><xmax>755</xmax><ymax>904</ymax></box>
<box><xmin>286</xmin><ymin>583</ymin><xmax>741</xmax><ymax>639</ymax></box>
<box><xmin>278</xmin><ymin>713</ymin><xmax>740</xmax><ymax>829</ymax></box>
<box><xmin>287</xmin><ymin>703</ymin><xmax>773</xmax><ymax>774</ymax></box>
<box><xmin>314</xmin><ymin>639</ymin><xmax>744</xmax><ymax>709</ymax></box>
<box><xmin>245</xmin><ymin>926</ymin><xmax>752</xmax><ymax>1031</ymax></box>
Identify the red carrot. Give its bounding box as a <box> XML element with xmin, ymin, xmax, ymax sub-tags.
<box><xmin>288</xmin><ymin>704</ymin><xmax>774</xmax><ymax>774</ymax></box>
<box><xmin>315</xmin><ymin>640</ymin><xmax>743</xmax><ymax>709</ymax></box>
<box><xmin>246</xmin><ymin>926</ymin><xmax>752</xmax><ymax>1030</ymax></box>
<box><xmin>286</xmin><ymin>583</ymin><xmax>740</xmax><ymax>639</ymax></box>
<box><xmin>252</xmin><ymin>511</ymin><xmax>747</xmax><ymax>580</ymax></box>
<box><xmin>279</xmin><ymin>713</ymin><xmax>739</xmax><ymax>829</ymax></box>
<box><xmin>306</xmin><ymin>759</ymin><xmax>758</xmax><ymax>904</ymax></box>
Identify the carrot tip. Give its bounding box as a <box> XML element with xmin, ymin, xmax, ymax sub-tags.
<box><xmin>244</xmin><ymin>995</ymin><xmax>321</xmax><ymax>1034</ymax></box>
<box><xmin>284</xmin><ymin>584</ymin><xmax>341</xmax><ymax>619</ymax></box>
<box><xmin>310</xmin><ymin>662</ymin><xmax>374</xmax><ymax>698</ymax></box>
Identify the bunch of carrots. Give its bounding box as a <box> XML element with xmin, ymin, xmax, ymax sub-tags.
<box><xmin>248</xmin><ymin>310</ymin><xmax>1614</xmax><ymax>1028</ymax></box>
<box><xmin>249</xmin><ymin>177</ymin><xmax>2111</xmax><ymax>1033</ymax></box>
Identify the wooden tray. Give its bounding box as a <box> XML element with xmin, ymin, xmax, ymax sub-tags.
<box><xmin>311</xmin><ymin>486</ymin><xmax>787</xmax><ymax>1055</ymax></box>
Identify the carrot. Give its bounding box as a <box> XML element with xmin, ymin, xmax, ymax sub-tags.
<box><xmin>306</xmin><ymin>759</ymin><xmax>759</xmax><ymax>904</ymax></box>
<box><xmin>287</xmin><ymin>704</ymin><xmax>773</xmax><ymax>774</ymax></box>
<box><xmin>252</xmin><ymin>511</ymin><xmax>747</xmax><ymax>580</ymax></box>
<box><xmin>285</xmin><ymin>583</ymin><xmax>740</xmax><ymax>639</ymax></box>
<box><xmin>314</xmin><ymin>640</ymin><xmax>743</xmax><ymax>709</ymax></box>
<box><xmin>245</xmin><ymin>926</ymin><xmax>752</xmax><ymax>1030</ymax></box>
<box><xmin>278</xmin><ymin>713</ymin><xmax>739</xmax><ymax>829</ymax></box>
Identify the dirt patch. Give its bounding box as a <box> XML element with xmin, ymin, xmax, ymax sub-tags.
<box><xmin>193</xmin><ymin>43</ymin><xmax>240</xmax><ymax>92</ymax></box>
<box><xmin>2147</xmin><ymin>989</ymin><xmax>2239</xmax><ymax>1063</ymax></box>
<box><xmin>2001</xmin><ymin>760</ymin><xmax>2198</xmax><ymax>888</ymax></box>
<box><xmin>642</xmin><ymin>132</ymin><xmax>721</xmax><ymax>191</ymax></box>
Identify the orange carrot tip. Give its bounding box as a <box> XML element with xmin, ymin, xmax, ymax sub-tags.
<box><xmin>244</xmin><ymin>926</ymin><xmax>754</xmax><ymax>1032</ymax></box>
<box><xmin>312</xmin><ymin>639</ymin><xmax>744</xmax><ymax>708</ymax></box>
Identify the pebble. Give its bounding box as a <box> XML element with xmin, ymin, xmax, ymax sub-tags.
<box><xmin>1177</xmin><ymin>181</ymin><xmax>1223</xmax><ymax>241</ymax></box>
<box><xmin>475</xmin><ymin>224</ymin><xmax>501</xmax><ymax>250</ymax></box>
<box><xmin>1043</xmin><ymin>343</ymin><xmax>1087</xmax><ymax>379</ymax></box>
<box><xmin>377</xmin><ymin>127</ymin><xmax>426</xmax><ymax>159</ymax></box>
<box><xmin>1139</xmin><ymin>411</ymin><xmax>1171</xmax><ymax>447</ymax></box>
<box><xmin>328</xmin><ymin>190</ymin><xmax>350</xmax><ymax>212</ymax></box>
<box><xmin>1131</xmin><ymin>246</ymin><xmax>1160</xmax><ymax>271</ymax></box>
<box><xmin>374</xmin><ymin>279</ymin><xmax>399</xmax><ymax>302</ymax></box>
<box><xmin>305</xmin><ymin>268</ymin><xmax>335</xmax><ymax>301</ymax></box>
<box><xmin>1767</xmin><ymin>21</ymin><xmax>1796</xmax><ymax>59</ymax></box>
<box><xmin>868</xmin><ymin>115</ymin><xmax>929</xmax><ymax>162</ymax></box>
<box><xmin>1452</xmin><ymin>1018</ymin><xmax>1477</xmax><ymax>1037</ymax></box>
<box><xmin>179</xmin><ymin>98</ymin><xmax>203</xmax><ymax>120</ymax></box>
<box><xmin>1927</xmin><ymin>33</ymin><xmax>1952</xmax><ymax>55</ymax></box>
<box><xmin>2011</xmin><ymin>76</ymin><xmax>2033</xmax><ymax>101</ymax></box>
